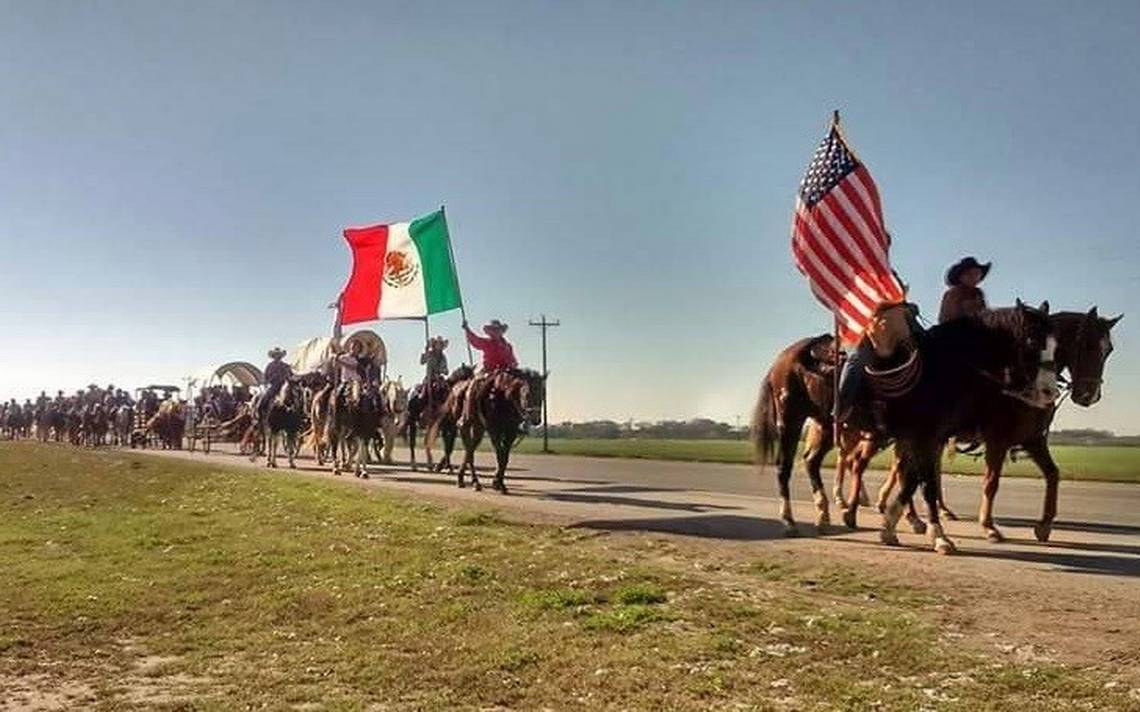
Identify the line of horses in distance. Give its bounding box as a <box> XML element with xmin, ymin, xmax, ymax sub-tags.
<box><xmin>2</xmin><ymin>366</ymin><xmax>548</xmax><ymax>496</ymax></box>
<box><xmin>754</xmin><ymin>300</ymin><xmax>1122</xmax><ymax>555</ymax></box>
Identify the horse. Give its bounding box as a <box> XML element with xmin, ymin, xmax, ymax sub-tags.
<box><xmin>82</xmin><ymin>403</ymin><xmax>109</xmax><ymax>447</ymax></box>
<box><xmin>861</xmin><ymin>301</ymin><xmax>1054</xmax><ymax>554</ymax></box>
<box><xmin>451</xmin><ymin>369</ymin><xmax>545</xmax><ymax>493</ymax></box>
<box><xmin>751</xmin><ymin>334</ymin><xmax>846</xmax><ymax>535</ymax></box>
<box><xmin>111</xmin><ymin>404</ymin><xmax>135</xmax><ymax>447</ymax></box>
<box><xmin>263</xmin><ymin>379</ymin><xmax>307</xmax><ymax>468</ymax></box>
<box><xmin>375</xmin><ymin>378</ymin><xmax>408</xmax><ymax>465</ymax></box>
<box><xmin>145</xmin><ymin>401</ymin><xmax>186</xmax><ymax>450</ymax></box>
<box><xmin>403</xmin><ymin>366</ymin><xmax>474</xmax><ymax>472</ymax></box>
<box><xmin>328</xmin><ymin>382</ymin><xmax>384</xmax><ymax>478</ymax></box>
<box><xmin>871</xmin><ymin>307</ymin><xmax>1121</xmax><ymax>543</ymax></box>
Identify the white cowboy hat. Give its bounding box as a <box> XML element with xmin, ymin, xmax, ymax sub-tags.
<box><xmin>483</xmin><ymin>319</ymin><xmax>508</xmax><ymax>335</ymax></box>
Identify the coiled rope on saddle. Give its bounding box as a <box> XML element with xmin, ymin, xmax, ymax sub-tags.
<box><xmin>864</xmin><ymin>348</ymin><xmax>923</xmax><ymax>399</ymax></box>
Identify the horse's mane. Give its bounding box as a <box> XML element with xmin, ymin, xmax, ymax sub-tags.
<box><xmin>447</xmin><ymin>365</ymin><xmax>475</xmax><ymax>384</ymax></box>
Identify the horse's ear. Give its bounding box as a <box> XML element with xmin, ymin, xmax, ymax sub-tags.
<box><xmin>1088</xmin><ymin>306</ymin><xmax>1099</xmax><ymax>319</ymax></box>
<box><xmin>543</xmin><ymin>371</ymin><xmax>551</xmax><ymax>381</ymax></box>
<box><xmin>1038</xmin><ymin>300</ymin><xmax>1050</xmax><ymax>315</ymax></box>
<box><xmin>1016</xmin><ymin>298</ymin><xmax>1026</xmax><ymax>310</ymax></box>
<box><xmin>1106</xmin><ymin>314</ymin><xmax>1123</xmax><ymax>330</ymax></box>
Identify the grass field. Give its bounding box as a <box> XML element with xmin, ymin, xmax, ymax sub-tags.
<box><xmin>1</xmin><ymin>443</ymin><xmax>1134</xmax><ymax>709</ymax></box>
<box><xmin>513</xmin><ymin>438</ymin><xmax>1140</xmax><ymax>483</ymax></box>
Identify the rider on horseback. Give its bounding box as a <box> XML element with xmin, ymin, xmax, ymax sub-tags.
<box><xmin>459</xmin><ymin>319</ymin><xmax>518</xmax><ymax>425</ymax></box>
<box><xmin>836</xmin><ymin>301</ymin><xmax>922</xmax><ymax>428</ymax></box>
<box><xmin>417</xmin><ymin>336</ymin><xmax>450</xmax><ymax>403</ymax></box>
<box><xmin>939</xmin><ymin>256</ymin><xmax>990</xmax><ymax>324</ymax></box>
<box><xmin>258</xmin><ymin>348</ymin><xmax>293</xmax><ymax>420</ymax></box>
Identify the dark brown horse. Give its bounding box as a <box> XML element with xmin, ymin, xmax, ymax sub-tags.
<box><xmin>871</xmin><ymin>307</ymin><xmax>1121</xmax><ymax>543</ymax></box>
<box><xmin>450</xmin><ymin>369</ymin><xmax>545</xmax><ymax>493</ymax></box>
<box><xmin>863</xmin><ymin>302</ymin><xmax>1054</xmax><ymax>553</ymax></box>
<box><xmin>262</xmin><ymin>379</ymin><xmax>307</xmax><ymax>468</ymax></box>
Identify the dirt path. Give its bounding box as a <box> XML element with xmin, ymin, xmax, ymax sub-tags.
<box><xmin>130</xmin><ymin>443</ymin><xmax>1140</xmax><ymax>681</ymax></box>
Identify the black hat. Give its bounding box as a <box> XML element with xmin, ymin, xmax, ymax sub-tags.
<box><xmin>945</xmin><ymin>256</ymin><xmax>991</xmax><ymax>287</ymax></box>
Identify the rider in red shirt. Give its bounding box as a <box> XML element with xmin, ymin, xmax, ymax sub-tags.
<box><xmin>463</xmin><ymin>319</ymin><xmax>517</xmax><ymax>371</ymax></box>
<box><xmin>459</xmin><ymin>319</ymin><xmax>517</xmax><ymax>426</ymax></box>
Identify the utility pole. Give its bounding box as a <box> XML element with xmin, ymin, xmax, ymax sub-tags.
<box><xmin>528</xmin><ymin>314</ymin><xmax>560</xmax><ymax>453</ymax></box>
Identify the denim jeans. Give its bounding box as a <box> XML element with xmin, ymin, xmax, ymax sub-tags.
<box><xmin>837</xmin><ymin>341</ymin><xmax>872</xmax><ymax>415</ymax></box>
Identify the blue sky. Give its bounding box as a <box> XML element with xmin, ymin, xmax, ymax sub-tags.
<box><xmin>1</xmin><ymin>1</ymin><xmax>1137</xmax><ymax>431</ymax></box>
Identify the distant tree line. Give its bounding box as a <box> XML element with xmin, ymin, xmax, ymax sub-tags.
<box><xmin>548</xmin><ymin>418</ymin><xmax>747</xmax><ymax>440</ymax></box>
<box><xmin>544</xmin><ymin>421</ymin><xmax>1138</xmax><ymax>445</ymax></box>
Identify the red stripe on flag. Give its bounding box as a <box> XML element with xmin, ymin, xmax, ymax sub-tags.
<box><xmin>796</xmin><ymin>206</ymin><xmax>882</xmax><ymax>305</ymax></box>
<box><xmin>340</xmin><ymin>224</ymin><xmax>390</xmax><ymax>325</ymax></box>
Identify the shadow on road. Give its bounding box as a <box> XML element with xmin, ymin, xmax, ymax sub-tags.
<box><xmin>999</xmin><ymin>516</ymin><xmax>1140</xmax><ymax>538</ymax></box>
<box><xmin>542</xmin><ymin>492</ymin><xmax>740</xmax><ymax>513</ymax></box>
<box><xmin>573</xmin><ymin>514</ymin><xmax>790</xmax><ymax>541</ymax></box>
<box><xmin>960</xmin><ymin>547</ymin><xmax>1140</xmax><ymax>578</ymax></box>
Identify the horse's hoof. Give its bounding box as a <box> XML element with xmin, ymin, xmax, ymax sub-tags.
<box><xmin>934</xmin><ymin>537</ymin><xmax>957</xmax><ymax>555</ymax></box>
<box><xmin>782</xmin><ymin>523</ymin><xmax>799</xmax><ymax>538</ymax></box>
<box><xmin>880</xmin><ymin>530</ymin><xmax>900</xmax><ymax>546</ymax></box>
<box><xmin>361</xmin><ymin>472</ymin><xmax>370</xmax><ymax>480</ymax></box>
<box><xmin>833</xmin><ymin>496</ymin><xmax>847</xmax><ymax>509</ymax></box>
<box><xmin>1033</xmin><ymin>522</ymin><xmax>1052</xmax><ymax>543</ymax></box>
<box><xmin>498</xmin><ymin>486</ymin><xmax>509</xmax><ymax>495</ymax></box>
<box><xmin>909</xmin><ymin>518</ymin><xmax>928</xmax><ymax>536</ymax></box>
<box><xmin>941</xmin><ymin>508</ymin><xmax>959</xmax><ymax>522</ymax></box>
<box><xmin>877</xmin><ymin>502</ymin><xmax>887</xmax><ymax>515</ymax></box>
<box><xmin>473</xmin><ymin>482</ymin><xmax>483</xmax><ymax>492</ymax></box>
<box><xmin>842</xmin><ymin>510</ymin><xmax>857</xmax><ymax>530</ymax></box>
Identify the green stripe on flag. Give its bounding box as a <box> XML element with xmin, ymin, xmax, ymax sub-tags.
<box><xmin>409</xmin><ymin>210</ymin><xmax>462</xmax><ymax>314</ymax></box>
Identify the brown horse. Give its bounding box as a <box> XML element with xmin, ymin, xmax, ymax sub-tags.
<box><xmin>871</xmin><ymin>307</ymin><xmax>1121</xmax><ymax>543</ymax></box>
<box><xmin>450</xmin><ymin>369</ymin><xmax>545</xmax><ymax>493</ymax></box>
<box><xmin>403</xmin><ymin>366</ymin><xmax>473</xmax><ymax>472</ymax></box>
<box><xmin>751</xmin><ymin>335</ymin><xmax>842</xmax><ymax>535</ymax></box>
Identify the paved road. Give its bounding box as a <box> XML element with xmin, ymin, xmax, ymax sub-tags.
<box><xmin>142</xmin><ymin>443</ymin><xmax>1140</xmax><ymax>584</ymax></box>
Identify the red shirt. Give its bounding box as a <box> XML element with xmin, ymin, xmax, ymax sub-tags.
<box><xmin>464</xmin><ymin>327</ymin><xmax>518</xmax><ymax>370</ymax></box>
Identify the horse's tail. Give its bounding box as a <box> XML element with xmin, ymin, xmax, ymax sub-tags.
<box><xmin>751</xmin><ymin>377</ymin><xmax>780</xmax><ymax>467</ymax></box>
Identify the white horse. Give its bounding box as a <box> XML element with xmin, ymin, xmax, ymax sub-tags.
<box><xmin>377</xmin><ymin>378</ymin><xmax>408</xmax><ymax>465</ymax></box>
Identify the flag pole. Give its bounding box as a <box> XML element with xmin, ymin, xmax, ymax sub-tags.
<box><xmin>440</xmin><ymin>204</ymin><xmax>476</xmax><ymax>365</ymax></box>
<box><xmin>423</xmin><ymin>316</ymin><xmax>433</xmax><ymax>417</ymax></box>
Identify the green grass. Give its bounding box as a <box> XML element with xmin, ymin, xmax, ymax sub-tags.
<box><xmin>513</xmin><ymin>438</ymin><xmax>1140</xmax><ymax>482</ymax></box>
<box><xmin>0</xmin><ymin>443</ymin><xmax>1133</xmax><ymax>709</ymax></box>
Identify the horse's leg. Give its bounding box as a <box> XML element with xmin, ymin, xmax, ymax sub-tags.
<box><xmin>493</xmin><ymin>432</ymin><xmax>510</xmax><ymax>494</ymax></box>
<box><xmin>803</xmin><ymin>422</ymin><xmax>832</xmax><ymax>533</ymax></box>
<box><xmin>937</xmin><ymin>445</ymin><xmax>959</xmax><ymax>521</ymax></box>
<box><xmin>843</xmin><ymin>441</ymin><xmax>874</xmax><ymax>530</ymax></box>
<box><xmin>978</xmin><ymin>443</ymin><xmax>1008</xmax><ymax>543</ymax></box>
<box><xmin>924</xmin><ymin>454</ymin><xmax>955</xmax><ymax>555</ymax></box>
<box><xmin>382</xmin><ymin>420</ymin><xmax>395</xmax><ymax>464</ymax></box>
<box><xmin>832</xmin><ymin>436</ymin><xmax>848</xmax><ymax>508</ymax></box>
<box><xmin>287</xmin><ymin>429</ymin><xmax>297</xmax><ymax>469</ymax></box>
<box><xmin>1021</xmin><ymin>436</ymin><xmax>1060</xmax><ymax>542</ymax></box>
<box><xmin>407</xmin><ymin>420</ymin><xmax>418</xmax><ymax>471</ymax></box>
<box><xmin>776</xmin><ymin>412</ymin><xmax>806</xmax><ymax>537</ymax></box>
<box><xmin>881</xmin><ymin>445</ymin><xmax>922</xmax><ymax>546</ymax></box>
<box><xmin>466</xmin><ymin>427</ymin><xmax>483</xmax><ymax>491</ymax></box>
<box><xmin>877</xmin><ymin>453</ymin><xmax>898</xmax><ymax>512</ymax></box>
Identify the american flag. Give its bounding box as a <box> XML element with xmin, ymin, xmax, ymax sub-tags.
<box><xmin>791</xmin><ymin>118</ymin><xmax>904</xmax><ymax>344</ymax></box>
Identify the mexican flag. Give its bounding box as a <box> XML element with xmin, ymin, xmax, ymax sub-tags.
<box><xmin>339</xmin><ymin>209</ymin><xmax>463</xmax><ymax>324</ymax></box>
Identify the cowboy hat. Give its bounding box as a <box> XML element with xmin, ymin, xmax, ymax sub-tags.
<box><xmin>483</xmin><ymin>319</ymin><xmax>509</xmax><ymax>335</ymax></box>
<box><xmin>268</xmin><ymin>347</ymin><xmax>287</xmax><ymax>359</ymax></box>
<box><xmin>430</xmin><ymin>336</ymin><xmax>449</xmax><ymax>348</ymax></box>
<box><xmin>945</xmin><ymin>256</ymin><xmax>991</xmax><ymax>287</ymax></box>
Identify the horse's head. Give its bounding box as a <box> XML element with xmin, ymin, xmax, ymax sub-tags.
<box><xmin>512</xmin><ymin>370</ymin><xmax>546</xmax><ymax>428</ymax></box>
<box><xmin>1067</xmin><ymin>307</ymin><xmax>1122</xmax><ymax>407</ymax></box>
<box><xmin>448</xmin><ymin>364</ymin><xmax>475</xmax><ymax>385</ymax></box>
<box><xmin>866</xmin><ymin>302</ymin><xmax>914</xmax><ymax>358</ymax></box>
<box><xmin>383</xmin><ymin>379</ymin><xmax>409</xmax><ymax>413</ymax></box>
<box><xmin>1011</xmin><ymin>299</ymin><xmax>1057</xmax><ymax>405</ymax></box>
